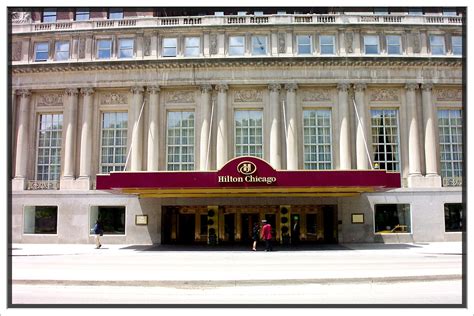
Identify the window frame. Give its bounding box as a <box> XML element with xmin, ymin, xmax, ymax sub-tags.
<box><xmin>364</xmin><ymin>35</ymin><xmax>380</xmax><ymax>55</ymax></box>
<box><xmin>430</xmin><ymin>35</ymin><xmax>446</xmax><ymax>55</ymax></box>
<box><xmin>234</xmin><ymin>109</ymin><xmax>264</xmax><ymax>158</ymax></box>
<box><xmin>35</xmin><ymin>113</ymin><xmax>63</xmax><ymax>181</ymax></box>
<box><xmin>444</xmin><ymin>203</ymin><xmax>463</xmax><ymax>232</ymax></box>
<box><xmin>319</xmin><ymin>35</ymin><xmax>336</xmax><ymax>55</ymax></box>
<box><xmin>97</xmin><ymin>39</ymin><xmax>113</xmax><ymax>59</ymax></box>
<box><xmin>438</xmin><ymin>109</ymin><xmax>463</xmax><ymax>187</ymax></box>
<box><xmin>296</xmin><ymin>35</ymin><xmax>312</xmax><ymax>55</ymax></box>
<box><xmin>184</xmin><ymin>36</ymin><xmax>201</xmax><ymax>57</ymax></box>
<box><xmin>451</xmin><ymin>36</ymin><xmax>462</xmax><ymax>56</ymax></box>
<box><xmin>370</xmin><ymin>108</ymin><xmax>401</xmax><ymax>172</ymax></box>
<box><xmin>54</xmin><ymin>40</ymin><xmax>70</xmax><ymax>61</ymax></box>
<box><xmin>251</xmin><ymin>35</ymin><xmax>268</xmax><ymax>56</ymax></box>
<box><xmin>162</xmin><ymin>37</ymin><xmax>178</xmax><ymax>57</ymax></box>
<box><xmin>118</xmin><ymin>38</ymin><xmax>134</xmax><ymax>59</ymax></box>
<box><xmin>42</xmin><ymin>8</ymin><xmax>57</xmax><ymax>23</ymax></box>
<box><xmin>228</xmin><ymin>35</ymin><xmax>246</xmax><ymax>56</ymax></box>
<box><xmin>108</xmin><ymin>8</ymin><xmax>124</xmax><ymax>19</ymax></box>
<box><xmin>374</xmin><ymin>204</ymin><xmax>412</xmax><ymax>234</ymax></box>
<box><xmin>386</xmin><ymin>35</ymin><xmax>402</xmax><ymax>55</ymax></box>
<box><xmin>166</xmin><ymin>111</ymin><xmax>195</xmax><ymax>171</ymax></box>
<box><xmin>302</xmin><ymin>109</ymin><xmax>333</xmax><ymax>170</ymax></box>
<box><xmin>99</xmin><ymin>111</ymin><xmax>128</xmax><ymax>174</ymax></box>
<box><xmin>75</xmin><ymin>8</ymin><xmax>90</xmax><ymax>21</ymax></box>
<box><xmin>34</xmin><ymin>42</ymin><xmax>49</xmax><ymax>62</ymax></box>
<box><xmin>89</xmin><ymin>206</ymin><xmax>126</xmax><ymax>235</ymax></box>
<box><xmin>23</xmin><ymin>205</ymin><xmax>58</xmax><ymax>235</ymax></box>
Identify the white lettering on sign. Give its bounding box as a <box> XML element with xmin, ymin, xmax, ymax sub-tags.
<box><xmin>218</xmin><ymin>175</ymin><xmax>276</xmax><ymax>184</ymax></box>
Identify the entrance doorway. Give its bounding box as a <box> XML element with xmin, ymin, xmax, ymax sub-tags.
<box><xmin>241</xmin><ymin>213</ymin><xmax>259</xmax><ymax>243</ymax></box>
<box><xmin>178</xmin><ymin>213</ymin><xmax>195</xmax><ymax>244</ymax></box>
<box><xmin>224</xmin><ymin>213</ymin><xmax>235</xmax><ymax>243</ymax></box>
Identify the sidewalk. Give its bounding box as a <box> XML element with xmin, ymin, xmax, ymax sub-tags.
<box><xmin>10</xmin><ymin>242</ymin><xmax>464</xmax><ymax>286</ymax></box>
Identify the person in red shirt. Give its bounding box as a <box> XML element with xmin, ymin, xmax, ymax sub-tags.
<box><xmin>261</xmin><ymin>219</ymin><xmax>273</xmax><ymax>251</ymax></box>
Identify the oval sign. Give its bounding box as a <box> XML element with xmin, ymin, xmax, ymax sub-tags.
<box><xmin>237</xmin><ymin>161</ymin><xmax>257</xmax><ymax>175</ymax></box>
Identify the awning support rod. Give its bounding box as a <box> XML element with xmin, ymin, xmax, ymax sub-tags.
<box><xmin>206</xmin><ymin>99</ymin><xmax>215</xmax><ymax>170</ymax></box>
<box><xmin>351</xmin><ymin>95</ymin><xmax>374</xmax><ymax>170</ymax></box>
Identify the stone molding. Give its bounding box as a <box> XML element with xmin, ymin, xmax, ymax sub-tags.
<box><xmin>345</xmin><ymin>33</ymin><xmax>354</xmax><ymax>53</ymax></box>
<box><xmin>12</xmin><ymin>42</ymin><xmax>22</xmax><ymax>61</ymax></box>
<box><xmin>100</xmin><ymin>92</ymin><xmax>128</xmax><ymax>105</ymax></box>
<box><xmin>165</xmin><ymin>91</ymin><xmax>195</xmax><ymax>103</ymax></box>
<box><xmin>146</xmin><ymin>86</ymin><xmax>160</xmax><ymax>94</ymax></box>
<box><xmin>130</xmin><ymin>86</ymin><xmax>145</xmax><ymax>94</ymax></box>
<box><xmin>278</xmin><ymin>33</ymin><xmax>286</xmax><ymax>53</ymax></box>
<box><xmin>37</xmin><ymin>93</ymin><xmax>63</xmax><ymax>106</ymax></box>
<box><xmin>143</xmin><ymin>36</ymin><xmax>151</xmax><ymax>56</ymax></box>
<box><xmin>369</xmin><ymin>88</ymin><xmax>400</xmax><ymax>102</ymax></box>
<box><xmin>200</xmin><ymin>84</ymin><xmax>213</xmax><ymax>94</ymax></box>
<box><xmin>80</xmin><ymin>87</ymin><xmax>95</xmax><ymax>96</ymax></box>
<box><xmin>285</xmin><ymin>83</ymin><xmax>298</xmax><ymax>92</ymax></box>
<box><xmin>336</xmin><ymin>83</ymin><xmax>350</xmax><ymax>92</ymax></box>
<box><xmin>268</xmin><ymin>83</ymin><xmax>281</xmax><ymax>92</ymax></box>
<box><xmin>353</xmin><ymin>83</ymin><xmax>367</xmax><ymax>92</ymax></box>
<box><xmin>16</xmin><ymin>89</ymin><xmax>31</xmax><ymax>98</ymax></box>
<box><xmin>405</xmin><ymin>83</ymin><xmax>419</xmax><ymax>91</ymax></box>
<box><xmin>64</xmin><ymin>88</ymin><xmax>79</xmax><ymax>97</ymax></box>
<box><xmin>301</xmin><ymin>88</ymin><xmax>332</xmax><ymax>102</ymax></box>
<box><xmin>234</xmin><ymin>89</ymin><xmax>263</xmax><ymax>102</ymax></box>
<box><xmin>210</xmin><ymin>34</ymin><xmax>218</xmax><ymax>55</ymax></box>
<box><xmin>216</xmin><ymin>84</ymin><xmax>228</xmax><ymax>93</ymax></box>
<box><xmin>421</xmin><ymin>83</ymin><xmax>433</xmax><ymax>91</ymax></box>
<box><xmin>434</xmin><ymin>88</ymin><xmax>462</xmax><ymax>102</ymax></box>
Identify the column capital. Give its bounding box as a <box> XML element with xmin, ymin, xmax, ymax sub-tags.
<box><xmin>285</xmin><ymin>83</ymin><xmax>298</xmax><ymax>92</ymax></box>
<box><xmin>16</xmin><ymin>89</ymin><xmax>31</xmax><ymax>98</ymax></box>
<box><xmin>200</xmin><ymin>84</ymin><xmax>213</xmax><ymax>93</ymax></box>
<box><xmin>268</xmin><ymin>83</ymin><xmax>281</xmax><ymax>92</ymax></box>
<box><xmin>353</xmin><ymin>83</ymin><xmax>367</xmax><ymax>92</ymax></box>
<box><xmin>64</xmin><ymin>88</ymin><xmax>79</xmax><ymax>97</ymax></box>
<box><xmin>421</xmin><ymin>83</ymin><xmax>433</xmax><ymax>92</ymax></box>
<box><xmin>215</xmin><ymin>84</ymin><xmax>228</xmax><ymax>93</ymax></box>
<box><xmin>405</xmin><ymin>83</ymin><xmax>419</xmax><ymax>91</ymax></box>
<box><xmin>80</xmin><ymin>87</ymin><xmax>95</xmax><ymax>96</ymax></box>
<box><xmin>337</xmin><ymin>82</ymin><xmax>350</xmax><ymax>92</ymax></box>
<box><xmin>146</xmin><ymin>85</ymin><xmax>160</xmax><ymax>94</ymax></box>
<box><xmin>130</xmin><ymin>86</ymin><xmax>145</xmax><ymax>94</ymax></box>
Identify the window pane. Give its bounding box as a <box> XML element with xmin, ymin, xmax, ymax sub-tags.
<box><xmin>167</xmin><ymin>111</ymin><xmax>195</xmax><ymax>170</ymax></box>
<box><xmin>371</xmin><ymin>109</ymin><xmax>400</xmax><ymax>171</ymax></box>
<box><xmin>100</xmin><ymin>112</ymin><xmax>128</xmax><ymax>173</ymax></box>
<box><xmin>109</xmin><ymin>8</ymin><xmax>123</xmax><ymax>19</ymax></box>
<box><xmin>75</xmin><ymin>9</ymin><xmax>90</xmax><ymax>21</ymax></box>
<box><xmin>119</xmin><ymin>39</ymin><xmax>134</xmax><ymax>58</ymax></box>
<box><xmin>438</xmin><ymin>109</ymin><xmax>463</xmax><ymax>187</ymax></box>
<box><xmin>43</xmin><ymin>9</ymin><xmax>56</xmax><ymax>22</ymax></box>
<box><xmin>55</xmin><ymin>41</ymin><xmax>70</xmax><ymax>61</ymax></box>
<box><xmin>297</xmin><ymin>35</ymin><xmax>312</xmax><ymax>55</ymax></box>
<box><xmin>184</xmin><ymin>37</ymin><xmax>200</xmax><ymax>57</ymax></box>
<box><xmin>36</xmin><ymin>114</ymin><xmax>62</xmax><ymax>181</ymax></box>
<box><xmin>375</xmin><ymin>204</ymin><xmax>411</xmax><ymax>233</ymax></box>
<box><xmin>252</xmin><ymin>36</ymin><xmax>267</xmax><ymax>55</ymax></box>
<box><xmin>234</xmin><ymin>110</ymin><xmax>263</xmax><ymax>158</ymax></box>
<box><xmin>229</xmin><ymin>36</ymin><xmax>245</xmax><ymax>56</ymax></box>
<box><xmin>303</xmin><ymin>110</ymin><xmax>332</xmax><ymax>170</ymax></box>
<box><xmin>96</xmin><ymin>206</ymin><xmax>126</xmax><ymax>234</ymax></box>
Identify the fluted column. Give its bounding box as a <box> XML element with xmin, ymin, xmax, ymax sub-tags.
<box><xmin>405</xmin><ymin>83</ymin><xmax>422</xmax><ymax>176</ymax></box>
<box><xmin>146</xmin><ymin>86</ymin><xmax>160</xmax><ymax>171</ymax></box>
<box><xmin>216</xmin><ymin>84</ymin><xmax>228</xmax><ymax>169</ymax></box>
<box><xmin>79</xmin><ymin>88</ymin><xmax>95</xmax><ymax>178</ymax></box>
<box><xmin>421</xmin><ymin>83</ymin><xmax>438</xmax><ymax>176</ymax></box>
<box><xmin>130</xmin><ymin>86</ymin><xmax>145</xmax><ymax>171</ymax></box>
<box><xmin>199</xmin><ymin>84</ymin><xmax>213</xmax><ymax>170</ymax></box>
<box><xmin>285</xmin><ymin>83</ymin><xmax>298</xmax><ymax>170</ymax></box>
<box><xmin>337</xmin><ymin>83</ymin><xmax>351</xmax><ymax>170</ymax></box>
<box><xmin>14</xmin><ymin>89</ymin><xmax>31</xmax><ymax>179</ymax></box>
<box><xmin>354</xmin><ymin>83</ymin><xmax>369</xmax><ymax>170</ymax></box>
<box><xmin>63</xmin><ymin>88</ymin><xmax>79</xmax><ymax>178</ymax></box>
<box><xmin>268</xmin><ymin>83</ymin><xmax>282</xmax><ymax>169</ymax></box>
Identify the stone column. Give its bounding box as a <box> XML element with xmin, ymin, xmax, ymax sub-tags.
<box><xmin>199</xmin><ymin>84</ymin><xmax>213</xmax><ymax>170</ymax></box>
<box><xmin>62</xmin><ymin>88</ymin><xmax>79</xmax><ymax>179</ymax></box>
<box><xmin>146</xmin><ymin>86</ymin><xmax>160</xmax><ymax>171</ymax></box>
<box><xmin>421</xmin><ymin>83</ymin><xmax>439</xmax><ymax>177</ymax></box>
<box><xmin>79</xmin><ymin>88</ymin><xmax>95</xmax><ymax>180</ymax></box>
<box><xmin>354</xmin><ymin>83</ymin><xmax>369</xmax><ymax>170</ymax></box>
<box><xmin>14</xmin><ymin>89</ymin><xmax>31</xmax><ymax>184</ymax></box>
<box><xmin>130</xmin><ymin>86</ymin><xmax>145</xmax><ymax>171</ymax></box>
<box><xmin>405</xmin><ymin>83</ymin><xmax>422</xmax><ymax>176</ymax></box>
<box><xmin>285</xmin><ymin>83</ymin><xmax>298</xmax><ymax>170</ymax></box>
<box><xmin>215</xmin><ymin>84</ymin><xmax>228</xmax><ymax>169</ymax></box>
<box><xmin>337</xmin><ymin>83</ymin><xmax>351</xmax><ymax>170</ymax></box>
<box><xmin>268</xmin><ymin>83</ymin><xmax>282</xmax><ymax>169</ymax></box>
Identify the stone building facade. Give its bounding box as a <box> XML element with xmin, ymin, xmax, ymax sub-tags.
<box><xmin>10</xmin><ymin>7</ymin><xmax>464</xmax><ymax>245</ymax></box>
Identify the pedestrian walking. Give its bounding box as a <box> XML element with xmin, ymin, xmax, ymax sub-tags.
<box><xmin>261</xmin><ymin>219</ymin><xmax>272</xmax><ymax>251</ymax></box>
<box><xmin>92</xmin><ymin>220</ymin><xmax>103</xmax><ymax>249</ymax></box>
<box><xmin>252</xmin><ymin>222</ymin><xmax>260</xmax><ymax>251</ymax></box>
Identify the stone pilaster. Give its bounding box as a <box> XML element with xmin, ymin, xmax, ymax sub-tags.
<box><xmin>199</xmin><ymin>84</ymin><xmax>213</xmax><ymax>170</ymax></box>
<box><xmin>13</xmin><ymin>89</ymin><xmax>31</xmax><ymax>190</ymax></box>
<box><xmin>405</xmin><ymin>83</ymin><xmax>422</xmax><ymax>177</ymax></box>
<box><xmin>78</xmin><ymin>88</ymin><xmax>95</xmax><ymax>188</ymax></box>
<box><xmin>268</xmin><ymin>83</ymin><xmax>282</xmax><ymax>169</ymax></box>
<box><xmin>354</xmin><ymin>83</ymin><xmax>370</xmax><ymax>170</ymax></box>
<box><xmin>146</xmin><ymin>86</ymin><xmax>160</xmax><ymax>171</ymax></box>
<box><xmin>216</xmin><ymin>84</ymin><xmax>228</xmax><ymax>169</ymax></box>
<box><xmin>285</xmin><ymin>83</ymin><xmax>298</xmax><ymax>170</ymax></box>
<box><xmin>337</xmin><ymin>83</ymin><xmax>351</xmax><ymax>170</ymax></box>
<box><xmin>62</xmin><ymin>88</ymin><xmax>79</xmax><ymax>179</ymax></box>
<box><xmin>130</xmin><ymin>86</ymin><xmax>145</xmax><ymax>171</ymax></box>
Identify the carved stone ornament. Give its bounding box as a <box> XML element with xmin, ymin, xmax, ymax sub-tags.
<box><xmin>336</xmin><ymin>83</ymin><xmax>350</xmax><ymax>92</ymax></box>
<box><xmin>100</xmin><ymin>92</ymin><xmax>128</xmax><ymax>105</ymax></box>
<box><xmin>370</xmin><ymin>88</ymin><xmax>400</xmax><ymax>102</ymax></box>
<box><xmin>12</xmin><ymin>42</ymin><xmax>22</xmax><ymax>61</ymax></box>
<box><xmin>78</xmin><ymin>38</ymin><xmax>86</xmax><ymax>59</ymax></box>
<box><xmin>302</xmin><ymin>89</ymin><xmax>332</xmax><ymax>102</ymax></box>
<box><xmin>210</xmin><ymin>34</ymin><xmax>218</xmax><ymax>55</ymax></box>
<box><xmin>146</xmin><ymin>86</ymin><xmax>160</xmax><ymax>94</ymax></box>
<box><xmin>278</xmin><ymin>33</ymin><xmax>286</xmax><ymax>54</ymax></box>
<box><xmin>345</xmin><ymin>33</ymin><xmax>353</xmax><ymax>53</ymax></box>
<box><xmin>144</xmin><ymin>37</ymin><xmax>151</xmax><ymax>56</ymax></box>
<box><xmin>412</xmin><ymin>33</ymin><xmax>421</xmax><ymax>54</ymax></box>
<box><xmin>80</xmin><ymin>88</ymin><xmax>95</xmax><ymax>96</ymax></box>
<box><xmin>200</xmin><ymin>84</ymin><xmax>213</xmax><ymax>94</ymax></box>
<box><xmin>37</xmin><ymin>93</ymin><xmax>63</xmax><ymax>107</ymax></box>
<box><xmin>10</xmin><ymin>10</ymin><xmax>31</xmax><ymax>24</ymax></box>
<box><xmin>166</xmin><ymin>91</ymin><xmax>195</xmax><ymax>104</ymax></box>
<box><xmin>285</xmin><ymin>83</ymin><xmax>298</xmax><ymax>93</ymax></box>
<box><xmin>234</xmin><ymin>89</ymin><xmax>263</xmax><ymax>103</ymax></box>
<box><xmin>268</xmin><ymin>84</ymin><xmax>281</xmax><ymax>93</ymax></box>
<box><xmin>434</xmin><ymin>88</ymin><xmax>462</xmax><ymax>102</ymax></box>
<box><xmin>17</xmin><ymin>89</ymin><xmax>31</xmax><ymax>99</ymax></box>
<box><xmin>64</xmin><ymin>88</ymin><xmax>79</xmax><ymax>97</ymax></box>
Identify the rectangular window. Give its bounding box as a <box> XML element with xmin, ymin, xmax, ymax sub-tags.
<box><xmin>297</xmin><ymin>35</ymin><xmax>312</xmax><ymax>55</ymax></box>
<box><xmin>408</xmin><ymin>8</ymin><xmax>423</xmax><ymax>15</ymax></box>
<box><xmin>163</xmin><ymin>38</ymin><xmax>178</xmax><ymax>57</ymax></box>
<box><xmin>319</xmin><ymin>35</ymin><xmax>335</xmax><ymax>55</ymax></box>
<box><xmin>34</xmin><ymin>42</ymin><xmax>49</xmax><ymax>62</ymax></box>
<box><xmin>386</xmin><ymin>35</ymin><xmax>402</xmax><ymax>55</ymax></box>
<box><xmin>229</xmin><ymin>36</ymin><xmax>245</xmax><ymax>56</ymax></box>
<box><xmin>184</xmin><ymin>37</ymin><xmax>200</xmax><ymax>57</ymax></box>
<box><xmin>452</xmin><ymin>36</ymin><xmax>462</xmax><ymax>56</ymax></box>
<box><xmin>443</xmin><ymin>8</ymin><xmax>457</xmax><ymax>16</ymax></box>
<box><xmin>430</xmin><ymin>35</ymin><xmax>445</xmax><ymax>55</ymax></box>
<box><xmin>167</xmin><ymin>111</ymin><xmax>195</xmax><ymax>171</ymax></box>
<box><xmin>75</xmin><ymin>8</ymin><xmax>90</xmax><ymax>21</ymax></box>
<box><xmin>97</xmin><ymin>39</ymin><xmax>112</xmax><ymax>59</ymax></box>
<box><xmin>364</xmin><ymin>35</ymin><xmax>380</xmax><ymax>54</ymax></box>
<box><xmin>234</xmin><ymin>110</ymin><xmax>263</xmax><ymax>158</ymax></box>
<box><xmin>118</xmin><ymin>38</ymin><xmax>134</xmax><ymax>59</ymax></box>
<box><xmin>43</xmin><ymin>8</ymin><xmax>56</xmax><ymax>22</ymax></box>
<box><xmin>444</xmin><ymin>203</ymin><xmax>463</xmax><ymax>232</ymax></box>
<box><xmin>375</xmin><ymin>204</ymin><xmax>411</xmax><ymax>234</ymax></box>
<box><xmin>371</xmin><ymin>109</ymin><xmax>400</xmax><ymax>171</ymax></box>
<box><xmin>36</xmin><ymin>114</ymin><xmax>63</xmax><ymax>181</ymax></box>
<box><xmin>251</xmin><ymin>35</ymin><xmax>267</xmax><ymax>55</ymax></box>
<box><xmin>100</xmin><ymin>112</ymin><xmax>128</xmax><ymax>174</ymax></box>
<box><xmin>109</xmin><ymin>8</ymin><xmax>123</xmax><ymax>19</ymax></box>
<box><xmin>24</xmin><ymin>206</ymin><xmax>58</xmax><ymax>234</ymax></box>
<box><xmin>438</xmin><ymin>109</ymin><xmax>463</xmax><ymax>187</ymax></box>
<box><xmin>54</xmin><ymin>41</ymin><xmax>70</xmax><ymax>61</ymax></box>
<box><xmin>90</xmin><ymin>206</ymin><xmax>125</xmax><ymax>235</ymax></box>
<box><xmin>303</xmin><ymin>110</ymin><xmax>332</xmax><ymax>170</ymax></box>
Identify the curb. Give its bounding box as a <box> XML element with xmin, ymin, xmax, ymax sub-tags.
<box><xmin>12</xmin><ymin>274</ymin><xmax>462</xmax><ymax>288</ymax></box>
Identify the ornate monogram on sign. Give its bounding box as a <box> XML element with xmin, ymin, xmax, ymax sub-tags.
<box><xmin>12</xmin><ymin>42</ymin><xmax>22</xmax><ymax>61</ymax></box>
<box><xmin>100</xmin><ymin>92</ymin><xmax>128</xmax><ymax>105</ymax></box>
<box><xmin>234</xmin><ymin>89</ymin><xmax>263</xmax><ymax>103</ymax></box>
<box><xmin>434</xmin><ymin>88</ymin><xmax>462</xmax><ymax>102</ymax></box>
<box><xmin>370</xmin><ymin>88</ymin><xmax>400</xmax><ymax>102</ymax></box>
<box><xmin>37</xmin><ymin>93</ymin><xmax>63</xmax><ymax>107</ymax></box>
<box><xmin>302</xmin><ymin>89</ymin><xmax>332</xmax><ymax>102</ymax></box>
<box><xmin>166</xmin><ymin>91</ymin><xmax>195</xmax><ymax>104</ymax></box>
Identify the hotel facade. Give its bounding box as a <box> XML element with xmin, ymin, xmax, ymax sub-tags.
<box><xmin>10</xmin><ymin>7</ymin><xmax>464</xmax><ymax>245</ymax></box>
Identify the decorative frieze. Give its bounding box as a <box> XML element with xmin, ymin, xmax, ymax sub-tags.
<box><xmin>100</xmin><ymin>92</ymin><xmax>128</xmax><ymax>105</ymax></box>
<box><xmin>78</xmin><ymin>38</ymin><xmax>86</xmax><ymax>59</ymax></box>
<box><xmin>144</xmin><ymin>36</ymin><xmax>151</xmax><ymax>56</ymax></box>
<box><xmin>301</xmin><ymin>88</ymin><xmax>332</xmax><ymax>102</ymax></box>
<box><xmin>166</xmin><ymin>91</ymin><xmax>195</xmax><ymax>103</ymax></box>
<box><xmin>234</xmin><ymin>89</ymin><xmax>263</xmax><ymax>103</ymax></box>
<box><xmin>210</xmin><ymin>34</ymin><xmax>218</xmax><ymax>55</ymax></box>
<box><xmin>278</xmin><ymin>33</ymin><xmax>286</xmax><ymax>54</ymax></box>
<box><xmin>345</xmin><ymin>32</ymin><xmax>353</xmax><ymax>53</ymax></box>
<box><xmin>369</xmin><ymin>88</ymin><xmax>400</xmax><ymax>102</ymax></box>
<box><xmin>12</xmin><ymin>42</ymin><xmax>22</xmax><ymax>61</ymax></box>
<box><xmin>434</xmin><ymin>88</ymin><xmax>462</xmax><ymax>102</ymax></box>
<box><xmin>37</xmin><ymin>93</ymin><xmax>63</xmax><ymax>106</ymax></box>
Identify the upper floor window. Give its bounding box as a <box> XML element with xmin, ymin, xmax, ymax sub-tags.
<box><xmin>75</xmin><ymin>8</ymin><xmax>90</xmax><ymax>21</ymax></box>
<box><xmin>251</xmin><ymin>35</ymin><xmax>268</xmax><ymax>55</ymax></box>
<box><xmin>443</xmin><ymin>8</ymin><xmax>457</xmax><ymax>16</ymax></box>
<box><xmin>452</xmin><ymin>36</ymin><xmax>462</xmax><ymax>55</ymax></box>
<box><xmin>97</xmin><ymin>39</ymin><xmax>112</xmax><ymax>59</ymax></box>
<box><xmin>54</xmin><ymin>41</ymin><xmax>70</xmax><ymax>61</ymax></box>
<box><xmin>167</xmin><ymin>111</ymin><xmax>195</xmax><ymax>171</ymax></box>
<box><xmin>297</xmin><ymin>35</ymin><xmax>312</xmax><ymax>55</ymax></box>
<box><xmin>303</xmin><ymin>109</ymin><xmax>332</xmax><ymax>170</ymax></box>
<box><xmin>408</xmin><ymin>8</ymin><xmax>423</xmax><ymax>15</ymax></box>
<box><xmin>374</xmin><ymin>8</ymin><xmax>388</xmax><ymax>15</ymax></box>
<box><xmin>184</xmin><ymin>37</ymin><xmax>200</xmax><ymax>57</ymax></box>
<box><xmin>42</xmin><ymin>8</ymin><xmax>56</xmax><ymax>23</ymax></box>
<box><xmin>163</xmin><ymin>38</ymin><xmax>178</xmax><ymax>57</ymax></box>
<box><xmin>100</xmin><ymin>112</ymin><xmax>128</xmax><ymax>174</ymax></box>
<box><xmin>234</xmin><ymin>110</ymin><xmax>263</xmax><ymax>158</ymax></box>
<box><xmin>371</xmin><ymin>109</ymin><xmax>400</xmax><ymax>171</ymax></box>
<box><xmin>319</xmin><ymin>35</ymin><xmax>335</xmax><ymax>55</ymax></box>
<box><xmin>430</xmin><ymin>35</ymin><xmax>445</xmax><ymax>55</ymax></box>
<box><xmin>229</xmin><ymin>36</ymin><xmax>245</xmax><ymax>56</ymax></box>
<box><xmin>118</xmin><ymin>38</ymin><xmax>134</xmax><ymax>59</ymax></box>
<box><xmin>386</xmin><ymin>35</ymin><xmax>402</xmax><ymax>55</ymax></box>
<box><xmin>364</xmin><ymin>35</ymin><xmax>380</xmax><ymax>54</ymax></box>
<box><xmin>36</xmin><ymin>113</ymin><xmax>63</xmax><ymax>181</ymax></box>
<box><xmin>34</xmin><ymin>42</ymin><xmax>49</xmax><ymax>62</ymax></box>
<box><xmin>108</xmin><ymin>8</ymin><xmax>123</xmax><ymax>19</ymax></box>
<box><xmin>444</xmin><ymin>203</ymin><xmax>463</xmax><ymax>232</ymax></box>
<box><xmin>438</xmin><ymin>109</ymin><xmax>462</xmax><ymax>187</ymax></box>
